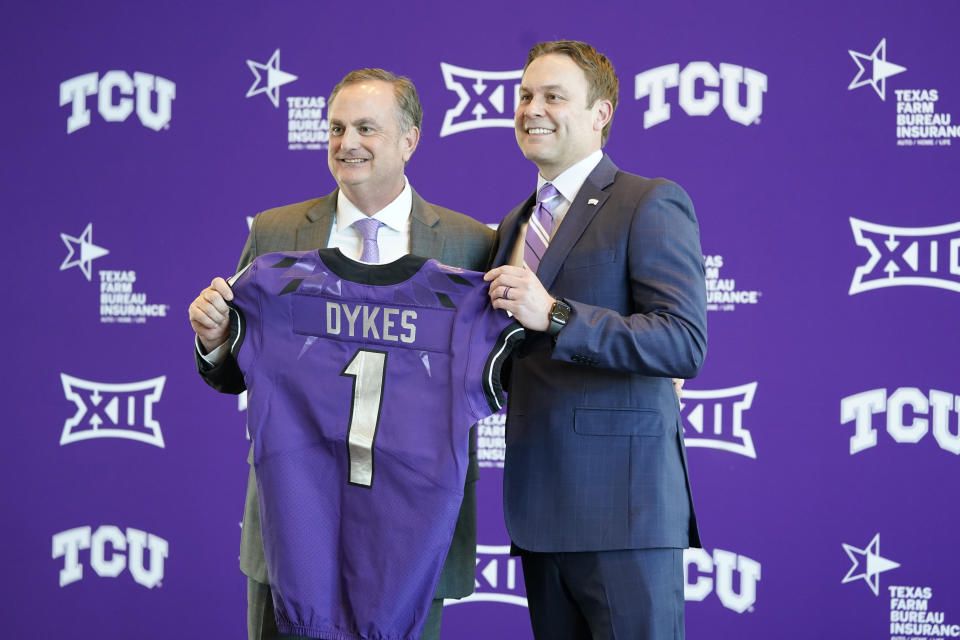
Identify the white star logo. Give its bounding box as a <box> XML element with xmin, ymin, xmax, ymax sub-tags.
<box><xmin>60</xmin><ymin>223</ymin><xmax>109</xmax><ymax>281</ymax></box>
<box><xmin>246</xmin><ymin>49</ymin><xmax>298</xmax><ymax>108</ymax></box>
<box><xmin>841</xmin><ymin>532</ymin><xmax>900</xmax><ymax>596</ymax></box>
<box><xmin>848</xmin><ymin>38</ymin><xmax>907</xmax><ymax>101</ymax></box>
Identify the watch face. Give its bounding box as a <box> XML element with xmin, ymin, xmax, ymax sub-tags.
<box><xmin>552</xmin><ymin>301</ymin><xmax>571</xmax><ymax>322</ymax></box>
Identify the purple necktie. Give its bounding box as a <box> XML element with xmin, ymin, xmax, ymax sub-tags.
<box><xmin>523</xmin><ymin>183</ymin><xmax>560</xmax><ymax>273</ymax></box>
<box><xmin>353</xmin><ymin>218</ymin><xmax>384</xmax><ymax>263</ymax></box>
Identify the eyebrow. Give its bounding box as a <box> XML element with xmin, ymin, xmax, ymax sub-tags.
<box><xmin>519</xmin><ymin>83</ymin><xmax>567</xmax><ymax>93</ymax></box>
<box><xmin>329</xmin><ymin>117</ymin><xmax>380</xmax><ymax>127</ymax></box>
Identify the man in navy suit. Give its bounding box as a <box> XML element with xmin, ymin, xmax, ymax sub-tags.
<box><xmin>484</xmin><ymin>41</ymin><xmax>707</xmax><ymax>639</ymax></box>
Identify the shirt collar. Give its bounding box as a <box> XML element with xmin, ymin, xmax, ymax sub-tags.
<box><xmin>536</xmin><ymin>150</ymin><xmax>603</xmax><ymax>204</ymax></box>
<box><xmin>336</xmin><ymin>177</ymin><xmax>412</xmax><ymax>232</ymax></box>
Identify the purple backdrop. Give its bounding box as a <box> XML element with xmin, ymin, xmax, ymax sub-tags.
<box><xmin>3</xmin><ymin>0</ymin><xmax>959</xmax><ymax>637</ymax></box>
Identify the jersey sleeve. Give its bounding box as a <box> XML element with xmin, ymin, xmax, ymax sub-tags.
<box><xmin>461</xmin><ymin>285</ymin><xmax>524</xmax><ymax>420</ymax></box>
<box><xmin>226</xmin><ymin>259</ymin><xmax>262</xmax><ymax>372</ymax></box>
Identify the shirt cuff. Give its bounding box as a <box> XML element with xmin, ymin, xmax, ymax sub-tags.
<box><xmin>196</xmin><ymin>335</ymin><xmax>229</xmax><ymax>367</ymax></box>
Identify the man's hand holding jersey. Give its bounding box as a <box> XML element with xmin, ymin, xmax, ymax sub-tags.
<box><xmin>188</xmin><ymin>277</ymin><xmax>234</xmax><ymax>353</ymax></box>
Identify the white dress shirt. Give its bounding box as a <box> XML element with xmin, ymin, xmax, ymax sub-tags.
<box><xmin>507</xmin><ymin>150</ymin><xmax>604</xmax><ymax>268</ymax></box>
<box><xmin>329</xmin><ymin>179</ymin><xmax>412</xmax><ymax>263</ymax></box>
<box><xmin>199</xmin><ymin>179</ymin><xmax>414</xmax><ymax>364</ymax></box>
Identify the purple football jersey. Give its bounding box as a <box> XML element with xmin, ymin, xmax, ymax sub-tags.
<box><xmin>227</xmin><ymin>248</ymin><xmax>522</xmax><ymax>640</ymax></box>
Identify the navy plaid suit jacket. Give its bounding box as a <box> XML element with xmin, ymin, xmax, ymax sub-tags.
<box><xmin>492</xmin><ymin>155</ymin><xmax>706</xmax><ymax>552</ymax></box>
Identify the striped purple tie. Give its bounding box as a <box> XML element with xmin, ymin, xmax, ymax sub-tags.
<box><xmin>353</xmin><ymin>218</ymin><xmax>384</xmax><ymax>263</ymax></box>
<box><xmin>524</xmin><ymin>183</ymin><xmax>559</xmax><ymax>272</ymax></box>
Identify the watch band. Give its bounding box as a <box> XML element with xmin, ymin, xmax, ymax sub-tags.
<box><xmin>546</xmin><ymin>299</ymin><xmax>571</xmax><ymax>336</ymax></box>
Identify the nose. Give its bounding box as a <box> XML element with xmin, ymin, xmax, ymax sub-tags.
<box><xmin>340</xmin><ymin>126</ymin><xmax>360</xmax><ymax>151</ymax></box>
<box><xmin>520</xmin><ymin>94</ymin><xmax>545</xmax><ymax>119</ymax></box>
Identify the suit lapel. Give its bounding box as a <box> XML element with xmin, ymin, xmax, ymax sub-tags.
<box><xmin>409</xmin><ymin>188</ymin><xmax>443</xmax><ymax>259</ymax></box>
<box><xmin>293</xmin><ymin>187</ymin><xmax>441</xmax><ymax>258</ymax></box>
<box><xmin>536</xmin><ymin>155</ymin><xmax>619</xmax><ymax>290</ymax></box>
<box><xmin>493</xmin><ymin>194</ymin><xmax>536</xmax><ymax>266</ymax></box>
<box><xmin>295</xmin><ymin>191</ymin><xmax>337</xmax><ymax>250</ymax></box>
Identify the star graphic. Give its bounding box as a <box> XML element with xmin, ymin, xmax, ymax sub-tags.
<box><xmin>841</xmin><ymin>532</ymin><xmax>900</xmax><ymax>596</ymax></box>
<box><xmin>848</xmin><ymin>38</ymin><xmax>907</xmax><ymax>101</ymax></box>
<box><xmin>60</xmin><ymin>223</ymin><xmax>109</xmax><ymax>281</ymax></box>
<box><xmin>246</xmin><ymin>49</ymin><xmax>298</xmax><ymax>108</ymax></box>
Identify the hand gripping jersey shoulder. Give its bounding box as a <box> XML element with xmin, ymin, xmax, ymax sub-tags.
<box><xmin>227</xmin><ymin>248</ymin><xmax>522</xmax><ymax>640</ymax></box>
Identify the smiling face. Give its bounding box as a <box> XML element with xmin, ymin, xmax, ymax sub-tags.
<box><xmin>515</xmin><ymin>53</ymin><xmax>612</xmax><ymax>181</ymax></box>
<box><xmin>327</xmin><ymin>80</ymin><xmax>419</xmax><ymax>214</ymax></box>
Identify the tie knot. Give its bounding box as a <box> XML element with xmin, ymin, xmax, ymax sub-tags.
<box><xmin>537</xmin><ymin>183</ymin><xmax>559</xmax><ymax>204</ymax></box>
<box><xmin>352</xmin><ymin>217</ymin><xmax>384</xmax><ymax>241</ymax></box>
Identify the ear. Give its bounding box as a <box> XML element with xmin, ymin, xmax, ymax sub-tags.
<box><xmin>592</xmin><ymin>99</ymin><xmax>613</xmax><ymax>133</ymax></box>
<box><xmin>400</xmin><ymin>126</ymin><xmax>420</xmax><ymax>163</ymax></box>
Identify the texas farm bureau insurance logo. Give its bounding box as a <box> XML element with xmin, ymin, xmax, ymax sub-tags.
<box><xmin>841</xmin><ymin>532</ymin><xmax>959</xmax><ymax>639</ymax></box>
<box><xmin>848</xmin><ymin>218</ymin><xmax>960</xmax><ymax>294</ymax></box>
<box><xmin>634</xmin><ymin>61</ymin><xmax>767</xmax><ymax>128</ymax></box>
<box><xmin>245</xmin><ymin>48</ymin><xmax>328</xmax><ymax>151</ymax></box>
<box><xmin>60</xmin><ymin>71</ymin><xmax>175</xmax><ymax>133</ymax></box>
<box><xmin>840</xmin><ymin>387</ymin><xmax>960</xmax><ymax>456</ymax></box>
<box><xmin>704</xmin><ymin>254</ymin><xmax>762</xmax><ymax>311</ymax></box>
<box><xmin>476</xmin><ymin>409</ymin><xmax>505</xmax><ymax>468</ymax></box>
<box><xmin>681</xmin><ymin>382</ymin><xmax>758</xmax><ymax>458</ymax></box>
<box><xmin>847</xmin><ymin>37</ymin><xmax>958</xmax><ymax>147</ymax></box>
<box><xmin>52</xmin><ymin>525</ymin><xmax>168</xmax><ymax>588</ymax></box>
<box><xmin>60</xmin><ymin>373</ymin><xmax>166</xmax><ymax>448</ymax></box>
<box><xmin>59</xmin><ymin>222</ymin><xmax>170</xmax><ymax>323</ymax></box>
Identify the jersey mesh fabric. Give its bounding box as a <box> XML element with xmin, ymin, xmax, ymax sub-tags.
<box><xmin>228</xmin><ymin>248</ymin><xmax>521</xmax><ymax>640</ymax></box>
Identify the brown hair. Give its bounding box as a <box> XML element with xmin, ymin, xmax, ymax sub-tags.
<box><xmin>525</xmin><ymin>41</ymin><xmax>618</xmax><ymax>145</ymax></box>
<box><xmin>328</xmin><ymin>68</ymin><xmax>423</xmax><ymax>133</ymax></box>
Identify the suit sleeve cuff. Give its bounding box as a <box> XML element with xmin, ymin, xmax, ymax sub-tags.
<box><xmin>196</xmin><ymin>335</ymin><xmax>229</xmax><ymax>369</ymax></box>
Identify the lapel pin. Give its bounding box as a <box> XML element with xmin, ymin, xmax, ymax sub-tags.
<box><xmin>587</xmin><ymin>198</ymin><xmax>599</xmax><ymax>206</ymax></box>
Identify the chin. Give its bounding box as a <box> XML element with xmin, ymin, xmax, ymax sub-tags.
<box><xmin>519</xmin><ymin>144</ymin><xmax>547</xmax><ymax>162</ymax></box>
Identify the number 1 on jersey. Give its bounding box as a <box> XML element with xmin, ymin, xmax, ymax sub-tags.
<box><xmin>341</xmin><ymin>349</ymin><xmax>388</xmax><ymax>488</ymax></box>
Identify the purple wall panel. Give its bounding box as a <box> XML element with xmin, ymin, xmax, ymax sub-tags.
<box><xmin>3</xmin><ymin>0</ymin><xmax>958</xmax><ymax>637</ymax></box>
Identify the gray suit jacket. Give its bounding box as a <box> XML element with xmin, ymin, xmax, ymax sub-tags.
<box><xmin>198</xmin><ymin>187</ymin><xmax>493</xmax><ymax>599</ymax></box>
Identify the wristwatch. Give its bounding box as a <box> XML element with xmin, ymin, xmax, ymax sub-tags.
<box><xmin>546</xmin><ymin>298</ymin><xmax>571</xmax><ymax>336</ymax></box>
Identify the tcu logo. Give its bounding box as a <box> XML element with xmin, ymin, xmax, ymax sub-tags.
<box><xmin>635</xmin><ymin>62</ymin><xmax>767</xmax><ymax>128</ymax></box>
<box><xmin>448</xmin><ymin>545</ymin><xmax>527</xmax><ymax>608</ymax></box>
<box><xmin>59</xmin><ymin>71</ymin><xmax>176</xmax><ymax>133</ymax></box>
<box><xmin>52</xmin><ymin>525</ymin><xmax>169</xmax><ymax>588</ymax></box>
<box><xmin>60</xmin><ymin>374</ymin><xmax>166</xmax><ymax>448</ymax></box>
<box><xmin>849</xmin><ymin>218</ymin><xmax>960</xmax><ymax>294</ymax></box>
<box><xmin>684</xmin><ymin>548</ymin><xmax>761</xmax><ymax>613</ymax></box>
<box><xmin>439</xmin><ymin>63</ymin><xmax>522</xmax><ymax>137</ymax></box>
<box><xmin>681</xmin><ymin>383</ymin><xmax>758</xmax><ymax>458</ymax></box>
<box><xmin>841</xmin><ymin>388</ymin><xmax>960</xmax><ymax>455</ymax></box>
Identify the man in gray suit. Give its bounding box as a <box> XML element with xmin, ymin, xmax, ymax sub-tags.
<box><xmin>188</xmin><ymin>68</ymin><xmax>492</xmax><ymax>640</ymax></box>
